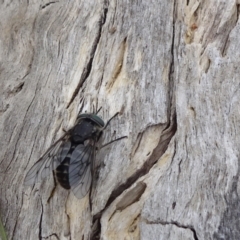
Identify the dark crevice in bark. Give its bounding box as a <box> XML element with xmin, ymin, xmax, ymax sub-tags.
<box><xmin>11</xmin><ymin>213</ymin><xmax>18</xmax><ymax>239</ymax></box>
<box><xmin>15</xmin><ymin>82</ymin><xmax>24</xmax><ymax>93</ymax></box>
<box><xmin>115</xmin><ymin>182</ymin><xmax>146</xmax><ymax>211</ymax></box>
<box><xmin>42</xmin><ymin>233</ymin><xmax>60</xmax><ymax>239</ymax></box>
<box><xmin>66</xmin><ymin>214</ymin><xmax>71</xmax><ymax>240</ymax></box>
<box><xmin>222</xmin><ymin>3</ymin><xmax>240</xmax><ymax>57</ymax></box>
<box><xmin>46</xmin><ymin>184</ymin><xmax>57</xmax><ymax>203</ymax></box>
<box><xmin>222</xmin><ymin>34</ymin><xmax>230</xmax><ymax>57</ymax></box>
<box><xmin>62</xmin><ymin>197</ymin><xmax>71</xmax><ymax>239</ymax></box>
<box><xmin>147</xmin><ymin>220</ymin><xmax>198</xmax><ymax>240</ymax></box>
<box><xmin>90</xmin><ymin>218</ymin><xmax>101</xmax><ymax>240</ymax></box>
<box><xmin>39</xmin><ymin>200</ymin><xmax>43</xmax><ymax>240</ymax></box>
<box><xmin>22</xmin><ymin>40</ymin><xmax>35</xmax><ymax>81</ymax></box>
<box><xmin>6</xmin><ymin>82</ymin><xmax>25</xmax><ymax>99</ymax></box>
<box><xmin>40</xmin><ymin>1</ymin><xmax>58</xmax><ymax>10</ymax></box>
<box><xmin>171</xmin><ymin>221</ymin><xmax>198</xmax><ymax>240</ymax></box>
<box><xmin>237</xmin><ymin>4</ymin><xmax>240</xmax><ymax>20</ymax></box>
<box><xmin>168</xmin><ymin>0</ymin><xmax>176</xmax><ymax>116</ymax></box>
<box><xmin>66</xmin><ymin>3</ymin><xmax>109</xmax><ymax>109</ymax></box>
<box><xmin>109</xmin><ymin>182</ymin><xmax>146</xmax><ymax>221</ymax></box>
<box><xmin>131</xmin><ymin>132</ymin><xmax>143</xmax><ymax>157</ymax></box>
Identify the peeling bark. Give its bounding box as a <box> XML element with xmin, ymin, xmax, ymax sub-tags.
<box><xmin>1</xmin><ymin>0</ymin><xmax>240</xmax><ymax>239</ymax></box>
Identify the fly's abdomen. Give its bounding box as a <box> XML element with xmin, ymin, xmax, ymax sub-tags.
<box><xmin>55</xmin><ymin>145</ymin><xmax>76</xmax><ymax>189</ymax></box>
<box><xmin>55</xmin><ymin>158</ymin><xmax>71</xmax><ymax>189</ymax></box>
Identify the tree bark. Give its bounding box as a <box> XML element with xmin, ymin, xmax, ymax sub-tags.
<box><xmin>0</xmin><ymin>0</ymin><xmax>240</xmax><ymax>239</ymax></box>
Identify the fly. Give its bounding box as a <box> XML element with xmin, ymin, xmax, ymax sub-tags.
<box><xmin>24</xmin><ymin>112</ymin><xmax>123</xmax><ymax>199</ymax></box>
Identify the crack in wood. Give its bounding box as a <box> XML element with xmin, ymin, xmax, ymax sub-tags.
<box><xmin>131</xmin><ymin>132</ymin><xmax>143</xmax><ymax>157</ymax></box>
<box><xmin>115</xmin><ymin>181</ymin><xmax>147</xmax><ymax>212</ymax></box>
<box><xmin>21</xmin><ymin>50</ymin><xmax>34</xmax><ymax>81</ymax></box>
<box><xmin>146</xmin><ymin>220</ymin><xmax>199</xmax><ymax>240</ymax></box>
<box><xmin>42</xmin><ymin>233</ymin><xmax>60</xmax><ymax>240</ymax></box>
<box><xmin>64</xmin><ymin>213</ymin><xmax>71</xmax><ymax>238</ymax></box>
<box><xmin>39</xmin><ymin>200</ymin><xmax>44</xmax><ymax>240</ymax></box>
<box><xmin>237</xmin><ymin>4</ymin><xmax>240</xmax><ymax>20</ymax></box>
<box><xmin>171</xmin><ymin>221</ymin><xmax>198</xmax><ymax>240</ymax></box>
<box><xmin>40</xmin><ymin>1</ymin><xmax>58</xmax><ymax>10</ymax></box>
<box><xmin>128</xmin><ymin>214</ymin><xmax>140</xmax><ymax>233</ymax></box>
<box><xmin>90</xmin><ymin>218</ymin><xmax>101</xmax><ymax>240</ymax></box>
<box><xmin>66</xmin><ymin>2</ymin><xmax>109</xmax><ymax>109</ymax></box>
<box><xmin>6</xmin><ymin>82</ymin><xmax>25</xmax><ymax>98</ymax></box>
<box><xmin>108</xmin><ymin>182</ymin><xmax>146</xmax><ymax>221</ymax></box>
<box><xmin>222</xmin><ymin>3</ymin><xmax>239</xmax><ymax>57</ymax></box>
<box><xmin>46</xmin><ymin>184</ymin><xmax>57</xmax><ymax>203</ymax></box>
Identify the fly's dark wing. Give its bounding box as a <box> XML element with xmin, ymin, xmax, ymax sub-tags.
<box><xmin>68</xmin><ymin>144</ymin><xmax>95</xmax><ymax>198</ymax></box>
<box><xmin>24</xmin><ymin>137</ymin><xmax>71</xmax><ymax>186</ymax></box>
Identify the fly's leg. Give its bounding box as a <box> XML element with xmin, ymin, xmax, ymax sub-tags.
<box><xmin>100</xmin><ymin>136</ymin><xmax>128</xmax><ymax>150</ymax></box>
<box><xmin>99</xmin><ymin>111</ymin><xmax>128</xmax><ymax>148</ymax></box>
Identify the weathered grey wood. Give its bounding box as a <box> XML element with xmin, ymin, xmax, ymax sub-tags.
<box><xmin>0</xmin><ymin>0</ymin><xmax>240</xmax><ymax>239</ymax></box>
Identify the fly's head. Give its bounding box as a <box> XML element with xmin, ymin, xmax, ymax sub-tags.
<box><xmin>71</xmin><ymin>113</ymin><xmax>105</xmax><ymax>143</ymax></box>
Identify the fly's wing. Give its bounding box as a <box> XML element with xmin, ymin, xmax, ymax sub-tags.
<box><xmin>24</xmin><ymin>136</ymin><xmax>71</xmax><ymax>186</ymax></box>
<box><xmin>68</xmin><ymin>144</ymin><xmax>95</xmax><ymax>198</ymax></box>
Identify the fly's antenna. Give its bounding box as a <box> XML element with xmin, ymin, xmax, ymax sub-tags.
<box><xmin>77</xmin><ymin>98</ymin><xmax>85</xmax><ymax>115</ymax></box>
<box><xmin>96</xmin><ymin>107</ymin><xmax>102</xmax><ymax>114</ymax></box>
<box><xmin>92</xmin><ymin>101</ymin><xmax>102</xmax><ymax>114</ymax></box>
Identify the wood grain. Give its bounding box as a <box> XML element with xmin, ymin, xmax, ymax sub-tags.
<box><xmin>0</xmin><ymin>0</ymin><xmax>240</xmax><ymax>239</ymax></box>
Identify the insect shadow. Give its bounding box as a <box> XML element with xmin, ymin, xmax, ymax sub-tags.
<box><xmin>24</xmin><ymin>109</ymin><xmax>127</xmax><ymax>199</ymax></box>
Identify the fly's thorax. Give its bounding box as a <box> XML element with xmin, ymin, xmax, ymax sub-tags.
<box><xmin>71</xmin><ymin>116</ymin><xmax>104</xmax><ymax>143</ymax></box>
